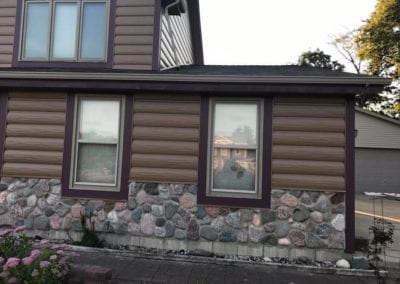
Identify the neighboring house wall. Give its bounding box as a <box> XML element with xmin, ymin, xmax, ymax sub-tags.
<box><xmin>113</xmin><ymin>0</ymin><xmax>155</xmax><ymax>70</ymax></box>
<box><xmin>160</xmin><ymin>0</ymin><xmax>194</xmax><ymax>69</ymax></box>
<box><xmin>272</xmin><ymin>97</ymin><xmax>346</xmax><ymax>192</ymax></box>
<box><xmin>355</xmin><ymin>110</ymin><xmax>400</xmax><ymax>193</ymax></box>
<box><xmin>1</xmin><ymin>92</ymin><xmax>66</xmax><ymax>178</ymax></box>
<box><xmin>0</xmin><ymin>0</ymin><xmax>17</xmax><ymax>67</ymax></box>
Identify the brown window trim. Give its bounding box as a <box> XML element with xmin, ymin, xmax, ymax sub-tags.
<box><xmin>0</xmin><ymin>94</ymin><xmax>7</xmax><ymax>176</ymax></box>
<box><xmin>12</xmin><ymin>0</ymin><xmax>116</xmax><ymax>69</ymax></box>
<box><xmin>61</xmin><ymin>94</ymin><xmax>133</xmax><ymax>200</ymax></box>
<box><xmin>197</xmin><ymin>96</ymin><xmax>272</xmax><ymax>209</ymax></box>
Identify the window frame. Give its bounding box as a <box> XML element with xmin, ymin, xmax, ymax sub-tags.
<box><xmin>13</xmin><ymin>0</ymin><xmax>116</xmax><ymax>69</ymax></box>
<box><xmin>198</xmin><ymin>96</ymin><xmax>272</xmax><ymax>209</ymax></box>
<box><xmin>62</xmin><ymin>94</ymin><xmax>133</xmax><ymax>200</ymax></box>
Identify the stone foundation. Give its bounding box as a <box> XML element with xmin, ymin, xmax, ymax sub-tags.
<box><xmin>0</xmin><ymin>178</ymin><xmax>346</xmax><ymax>257</ymax></box>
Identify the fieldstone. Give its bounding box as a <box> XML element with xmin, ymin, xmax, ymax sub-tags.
<box><xmin>0</xmin><ymin>191</ymin><xmax>8</xmax><ymax>203</ymax></box>
<box><xmin>263</xmin><ymin>257</ymin><xmax>273</xmax><ymax>262</ymax></box>
<box><xmin>196</xmin><ymin>207</ymin><xmax>207</xmax><ymax>219</ymax></box>
<box><xmin>151</xmin><ymin>205</ymin><xmax>165</xmax><ymax>217</ymax></box>
<box><xmin>186</xmin><ymin>185</ymin><xmax>198</xmax><ymax>194</ymax></box>
<box><xmin>155</xmin><ymin>226</ymin><xmax>166</xmax><ymax>238</ymax></box>
<box><xmin>113</xmin><ymin>221</ymin><xmax>128</xmax><ymax>234</ymax></box>
<box><xmin>187</xmin><ymin>219</ymin><xmax>199</xmax><ymax>240</ymax></box>
<box><xmin>55</xmin><ymin>203</ymin><xmax>70</xmax><ymax>217</ymax></box>
<box><xmin>147</xmin><ymin>196</ymin><xmax>163</xmax><ymax>205</ymax></box>
<box><xmin>87</xmin><ymin>200</ymin><xmax>105</xmax><ymax>211</ymax></box>
<box><xmin>107</xmin><ymin>210</ymin><xmax>119</xmax><ymax>223</ymax></box>
<box><xmin>276</xmin><ymin>206</ymin><xmax>291</xmax><ymax>220</ymax></box>
<box><xmin>51</xmin><ymin>185</ymin><xmax>61</xmax><ymax>195</ymax></box>
<box><xmin>310</xmin><ymin>211</ymin><xmax>324</xmax><ymax>223</ymax></box>
<box><xmin>200</xmin><ymin>226</ymin><xmax>218</xmax><ymax>241</ymax></box>
<box><xmin>306</xmin><ymin>233</ymin><xmax>326</xmax><ymax>248</ymax></box>
<box><xmin>336</xmin><ymin>259</ymin><xmax>350</xmax><ymax>269</ymax></box>
<box><xmin>22</xmin><ymin>207</ymin><xmax>33</xmax><ymax>218</ymax></box>
<box><xmin>174</xmin><ymin>229</ymin><xmax>186</xmax><ymax>240</ymax></box>
<box><xmin>6</xmin><ymin>192</ymin><xmax>17</xmax><ymax>205</ymax></box>
<box><xmin>271</xmin><ymin>190</ymin><xmax>285</xmax><ymax>198</ymax></box>
<box><xmin>84</xmin><ymin>206</ymin><xmax>93</xmax><ymax>217</ymax></box>
<box><xmin>199</xmin><ymin>216</ymin><xmax>211</xmax><ymax>225</ymax></box>
<box><xmin>158</xmin><ymin>185</ymin><xmax>170</xmax><ymax>199</ymax></box>
<box><xmin>180</xmin><ymin>193</ymin><xmax>196</xmax><ymax>209</ymax></box>
<box><xmin>22</xmin><ymin>187</ymin><xmax>33</xmax><ymax>197</ymax></box>
<box><xmin>165</xmin><ymin>221</ymin><xmax>175</xmax><ymax>238</ymax></box>
<box><xmin>170</xmin><ymin>184</ymin><xmax>184</xmax><ymax>195</ymax></box>
<box><xmin>118</xmin><ymin>210</ymin><xmax>132</xmax><ymax>222</ymax></box>
<box><xmin>177</xmin><ymin>207</ymin><xmax>191</xmax><ymax>222</ymax></box>
<box><xmin>314</xmin><ymin>195</ymin><xmax>331</xmax><ymax>213</ymax></box>
<box><xmin>332</xmin><ymin>203</ymin><xmax>345</xmax><ymax>214</ymax></box>
<box><xmin>273</xmin><ymin>220</ymin><xmax>291</xmax><ymax>238</ymax></box>
<box><xmin>34</xmin><ymin>216</ymin><xmax>50</xmax><ymax>230</ymax></box>
<box><xmin>126</xmin><ymin>198</ymin><xmax>137</xmax><ymax>210</ymax></box>
<box><xmin>239</xmin><ymin>209</ymin><xmax>253</xmax><ymax>223</ymax></box>
<box><xmin>156</xmin><ymin>218</ymin><xmax>166</xmax><ymax>227</ymax></box>
<box><xmin>351</xmin><ymin>256</ymin><xmax>369</xmax><ymax>270</ymax></box>
<box><xmin>278</xmin><ymin>238</ymin><xmax>291</xmax><ymax>246</ymax></box>
<box><xmin>264</xmin><ymin>223</ymin><xmax>275</xmax><ymax>233</ymax></box>
<box><xmin>261</xmin><ymin>210</ymin><xmax>276</xmax><ymax>224</ymax></box>
<box><xmin>252</xmin><ymin>214</ymin><xmax>262</xmax><ymax>226</ymax></box>
<box><xmin>288</xmin><ymin>230</ymin><xmax>306</xmax><ymax>247</ymax></box>
<box><xmin>328</xmin><ymin>232</ymin><xmax>345</xmax><ymax>249</ymax></box>
<box><xmin>44</xmin><ymin>207</ymin><xmax>55</xmax><ymax>217</ymax></box>
<box><xmin>27</xmin><ymin>179</ymin><xmax>38</xmax><ymax>188</ymax></box>
<box><xmin>71</xmin><ymin>205</ymin><xmax>82</xmax><ymax>218</ymax></box>
<box><xmin>33</xmin><ymin>182</ymin><xmax>49</xmax><ymax>196</ymax></box>
<box><xmin>219</xmin><ymin>228</ymin><xmax>237</xmax><ymax>242</ymax></box>
<box><xmin>280</xmin><ymin>193</ymin><xmax>298</xmax><ymax>207</ymax></box>
<box><xmin>291</xmin><ymin>191</ymin><xmax>303</xmax><ymax>198</ymax></box>
<box><xmin>114</xmin><ymin>202</ymin><xmax>127</xmax><ymax>212</ymax></box>
<box><xmin>46</xmin><ymin>194</ymin><xmax>59</xmax><ymax>206</ymax></box>
<box><xmin>141</xmin><ymin>213</ymin><xmax>155</xmax><ymax>236</ymax></box>
<box><xmin>308</xmin><ymin>192</ymin><xmax>321</xmax><ymax>203</ymax></box>
<box><xmin>131</xmin><ymin>207</ymin><xmax>143</xmax><ymax>223</ymax></box>
<box><xmin>331</xmin><ymin>214</ymin><xmax>345</xmax><ymax>232</ymax></box>
<box><xmin>237</xmin><ymin>230</ymin><xmax>248</xmax><ymax>243</ymax></box>
<box><xmin>97</xmin><ymin>210</ymin><xmax>106</xmax><ymax>222</ymax></box>
<box><xmin>315</xmin><ymin>223</ymin><xmax>332</xmax><ymax>239</ymax></box>
<box><xmin>261</xmin><ymin>234</ymin><xmax>278</xmax><ymax>246</ymax></box>
<box><xmin>211</xmin><ymin>216</ymin><xmax>225</xmax><ymax>232</ymax></box>
<box><xmin>136</xmin><ymin>190</ymin><xmax>147</xmax><ymax>205</ymax></box>
<box><xmin>103</xmin><ymin>221</ymin><xmax>114</xmax><ymax>233</ymax></box>
<box><xmin>144</xmin><ymin>184</ymin><xmax>159</xmax><ymax>195</ymax></box>
<box><xmin>62</xmin><ymin>215</ymin><xmax>72</xmax><ymax>230</ymax></box>
<box><xmin>48</xmin><ymin>179</ymin><xmax>61</xmax><ymax>186</ymax></box>
<box><xmin>128</xmin><ymin>183</ymin><xmax>138</xmax><ymax>196</ymax></box>
<box><xmin>172</xmin><ymin>214</ymin><xmax>186</xmax><ymax>229</ymax></box>
<box><xmin>26</xmin><ymin>195</ymin><xmax>37</xmax><ymax>207</ymax></box>
<box><xmin>165</xmin><ymin>201</ymin><xmax>179</xmax><ymax>219</ymax></box>
<box><xmin>142</xmin><ymin>203</ymin><xmax>151</xmax><ymax>213</ymax></box>
<box><xmin>226</xmin><ymin>212</ymin><xmax>241</xmax><ymax>229</ymax></box>
<box><xmin>16</xmin><ymin>198</ymin><xmax>27</xmax><ymax>208</ymax></box>
<box><xmin>0</xmin><ymin>212</ymin><xmax>13</xmax><ymax>226</ymax></box>
<box><xmin>292</xmin><ymin>205</ymin><xmax>310</xmax><ymax>222</ymax></box>
<box><xmin>249</xmin><ymin>225</ymin><xmax>265</xmax><ymax>243</ymax></box>
<box><xmin>0</xmin><ymin>183</ymin><xmax>8</xmax><ymax>191</ymax></box>
<box><xmin>25</xmin><ymin>215</ymin><xmax>34</xmax><ymax>229</ymax></box>
<box><xmin>0</xmin><ymin>204</ymin><xmax>7</xmax><ymax>215</ymax></box>
<box><xmin>50</xmin><ymin>215</ymin><xmax>63</xmax><ymax>230</ymax></box>
<box><xmin>331</xmin><ymin>193</ymin><xmax>345</xmax><ymax>205</ymax></box>
<box><xmin>127</xmin><ymin>222</ymin><xmax>141</xmax><ymax>236</ymax></box>
<box><xmin>205</xmin><ymin>207</ymin><xmax>220</xmax><ymax>218</ymax></box>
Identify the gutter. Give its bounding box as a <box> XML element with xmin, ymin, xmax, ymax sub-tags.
<box><xmin>0</xmin><ymin>71</ymin><xmax>391</xmax><ymax>86</ymax></box>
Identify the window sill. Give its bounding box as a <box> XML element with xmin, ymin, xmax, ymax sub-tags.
<box><xmin>12</xmin><ymin>61</ymin><xmax>113</xmax><ymax>69</ymax></box>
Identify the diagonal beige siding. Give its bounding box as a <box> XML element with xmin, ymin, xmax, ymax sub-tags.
<box><xmin>271</xmin><ymin>96</ymin><xmax>346</xmax><ymax>192</ymax></box>
<box><xmin>2</xmin><ymin>92</ymin><xmax>67</xmax><ymax>178</ymax></box>
<box><xmin>160</xmin><ymin>0</ymin><xmax>193</xmax><ymax>69</ymax></box>
<box><xmin>0</xmin><ymin>0</ymin><xmax>16</xmax><ymax>67</ymax></box>
<box><xmin>130</xmin><ymin>95</ymin><xmax>200</xmax><ymax>184</ymax></box>
<box><xmin>113</xmin><ymin>0</ymin><xmax>155</xmax><ymax>70</ymax></box>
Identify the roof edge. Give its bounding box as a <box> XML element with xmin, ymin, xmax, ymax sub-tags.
<box><xmin>356</xmin><ymin>107</ymin><xmax>400</xmax><ymax>126</ymax></box>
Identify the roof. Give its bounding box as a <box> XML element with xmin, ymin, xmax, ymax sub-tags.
<box><xmin>356</xmin><ymin>107</ymin><xmax>400</xmax><ymax>127</ymax></box>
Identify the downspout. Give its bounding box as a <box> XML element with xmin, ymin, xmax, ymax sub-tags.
<box><xmin>165</xmin><ymin>0</ymin><xmax>180</xmax><ymax>68</ymax></box>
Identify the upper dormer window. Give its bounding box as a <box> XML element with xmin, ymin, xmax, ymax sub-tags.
<box><xmin>21</xmin><ymin>0</ymin><xmax>109</xmax><ymax>62</ymax></box>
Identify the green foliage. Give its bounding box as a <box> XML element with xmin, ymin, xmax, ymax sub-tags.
<box><xmin>0</xmin><ymin>230</ymin><xmax>32</xmax><ymax>259</ymax></box>
<box><xmin>368</xmin><ymin>218</ymin><xmax>394</xmax><ymax>269</ymax></box>
<box><xmin>356</xmin><ymin>0</ymin><xmax>400</xmax><ymax>79</ymax></box>
<box><xmin>298</xmin><ymin>49</ymin><xmax>345</xmax><ymax>71</ymax></box>
<box><xmin>73</xmin><ymin>214</ymin><xmax>105</xmax><ymax>248</ymax></box>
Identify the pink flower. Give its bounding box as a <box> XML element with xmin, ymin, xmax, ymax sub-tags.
<box><xmin>5</xmin><ymin>257</ymin><xmax>20</xmax><ymax>269</ymax></box>
<box><xmin>40</xmin><ymin>261</ymin><xmax>51</xmax><ymax>269</ymax></box>
<box><xmin>30</xmin><ymin>249</ymin><xmax>41</xmax><ymax>259</ymax></box>
<box><xmin>8</xmin><ymin>277</ymin><xmax>17</xmax><ymax>284</ymax></box>
<box><xmin>22</xmin><ymin>256</ymin><xmax>34</xmax><ymax>266</ymax></box>
<box><xmin>0</xmin><ymin>229</ymin><xmax>13</xmax><ymax>237</ymax></box>
<box><xmin>40</xmin><ymin>239</ymin><xmax>49</xmax><ymax>245</ymax></box>
<box><xmin>56</xmin><ymin>250</ymin><xmax>64</xmax><ymax>255</ymax></box>
<box><xmin>13</xmin><ymin>225</ymin><xmax>26</xmax><ymax>233</ymax></box>
<box><xmin>31</xmin><ymin>269</ymin><xmax>39</xmax><ymax>277</ymax></box>
<box><xmin>50</xmin><ymin>255</ymin><xmax>57</xmax><ymax>261</ymax></box>
<box><xmin>0</xmin><ymin>271</ymin><xmax>9</xmax><ymax>278</ymax></box>
<box><xmin>0</xmin><ymin>257</ymin><xmax>4</xmax><ymax>265</ymax></box>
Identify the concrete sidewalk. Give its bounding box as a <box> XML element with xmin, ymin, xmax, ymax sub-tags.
<box><xmin>68</xmin><ymin>249</ymin><xmax>397</xmax><ymax>284</ymax></box>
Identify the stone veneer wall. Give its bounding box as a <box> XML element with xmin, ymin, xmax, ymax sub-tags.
<box><xmin>0</xmin><ymin>178</ymin><xmax>346</xmax><ymax>259</ymax></box>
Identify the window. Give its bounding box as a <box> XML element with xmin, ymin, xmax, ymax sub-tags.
<box><xmin>20</xmin><ymin>0</ymin><xmax>109</xmax><ymax>62</ymax></box>
<box><xmin>208</xmin><ymin>99</ymin><xmax>263</xmax><ymax>199</ymax></box>
<box><xmin>71</xmin><ymin>96</ymin><xmax>124</xmax><ymax>191</ymax></box>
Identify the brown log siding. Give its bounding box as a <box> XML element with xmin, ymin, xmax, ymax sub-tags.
<box><xmin>271</xmin><ymin>96</ymin><xmax>346</xmax><ymax>192</ymax></box>
<box><xmin>2</xmin><ymin>92</ymin><xmax>66</xmax><ymax>178</ymax></box>
<box><xmin>0</xmin><ymin>0</ymin><xmax>16</xmax><ymax>67</ymax></box>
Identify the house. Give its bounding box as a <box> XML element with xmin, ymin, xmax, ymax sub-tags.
<box><xmin>355</xmin><ymin>108</ymin><xmax>400</xmax><ymax>194</ymax></box>
<box><xmin>0</xmin><ymin>0</ymin><xmax>390</xmax><ymax>260</ymax></box>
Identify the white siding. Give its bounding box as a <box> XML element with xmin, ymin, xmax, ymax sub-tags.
<box><xmin>355</xmin><ymin>111</ymin><xmax>400</xmax><ymax>149</ymax></box>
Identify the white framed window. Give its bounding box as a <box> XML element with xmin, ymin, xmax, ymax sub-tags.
<box><xmin>207</xmin><ymin>98</ymin><xmax>263</xmax><ymax>199</ymax></box>
<box><xmin>20</xmin><ymin>0</ymin><xmax>109</xmax><ymax>62</ymax></box>
<box><xmin>71</xmin><ymin>96</ymin><xmax>124</xmax><ymax>191</ymax></box>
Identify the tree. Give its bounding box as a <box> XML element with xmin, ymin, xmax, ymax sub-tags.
<box><xmin>297</xmin><ymin>49</ymin><xmax>345</xmax><ymax>71</ymax></box>
<box><xmin>331</xmin><ymin>30</ymin><xmax>363</xmax><ymax>74</ymax></box>
<box><xmin>356</xmin><ymin>0</ymin><xmax>400</xmax><ymax>78</ymax></box>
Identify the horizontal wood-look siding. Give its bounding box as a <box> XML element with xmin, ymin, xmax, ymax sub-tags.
<box><xmin>130</xmin><ymin>95</ymin><xmax>200</xmax><ymax>183</ymax></box>
<box><xmin>0</xmin><ymin>0</ymin><xmax>16</xmax><ymax>67</ymax></box>
<box><xmin>1</xmin><ymin>92</ymin><xmax>66</xmax><ymax>178</ymax></box>
<box><xmin>272</xmin><ymin>97</ymin><xmax>346</xmax><ymax>192</ymax></box>
<box><xmin>113</xmin><ymin>0</ymin><xmax>155</xmax><ymax>70</ymax></box>
<box><xmin>160</xmin><ymin>0</ymin><xmax>194</xmax><ymax>69</ymax></box>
